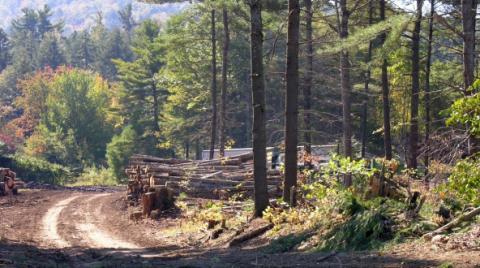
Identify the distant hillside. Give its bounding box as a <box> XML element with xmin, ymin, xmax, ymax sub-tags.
<box><xmin>0</xmin><ymin>0</ymin><xmax>188</xmax><ymax>33</ymax></box>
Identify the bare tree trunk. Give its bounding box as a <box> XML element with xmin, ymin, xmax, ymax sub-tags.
<box><xmin>303</xmin><ymin>0</ymin><xmax>313</xmax><ymax>168</ymax></box>
<box><xmin>195</xmin><ymin>139</ymin><xmax>201</xmax><ymax>160</ymax></box>
<box><xmin>361</xmin><ymin>0</ymin><xmax>374</xmax><ymax>159</ymax></box>
<box><xmin>246</xmin><ymin>85</ymin><xmax>253</xmax><ymax>147</ymax></box>
<box><xmin>462</xmin><ymin>0</ymin><xmax>478</xmax><ymax>155</ymax></box>
<box><xmin>339</xmin><ymin>0</ymin><xmax>352</xmax><ymax>186</ymax></box>
<box><xmin>380</xmin><ymin>0</ymin><xmax>392</xmax><ymax>160</ymax></box>
<box><xmin>219</xmin><ymin>8</ymin><xmax>230</xmax><ymax>158</ymax></box>
<box><xmin>408</xmin><ymin>0</ymin><xmax>423</xmax><ymax>170</ymax></box>
<box><xmin>209</xmin><ymin>9</ymin><xmax>218</xmax><ymax>160</ymax></box>
<box><xmin>185</xmin><ymin>140</ymin><xmax>190</xmax><ymax>159</ymax></box>
<box><xmin>462</xmin><ymin>0</ymin><xmax>477</xmax><ymax>94</ymax></box>
<box><xmin>152</xmin><ymin>82</ymin><xmax>161</xmax><ymax>133</ymax></box>
<box><xmin>425</xmin><ymin>0</ymin><xmax>435</xmax><ymax>172</ymax></box>
<box><xmin>283</xmin><ymin>0</ymin><xmax>300</xmax><ymax>204</ymax></box>
<box><xmin>249</xmin><ymin>0</ymin><xmax>269</xmax><ymax>217</ymax></box>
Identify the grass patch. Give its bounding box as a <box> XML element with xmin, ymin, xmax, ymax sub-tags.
<box><xmin>69</xmin><ymin>167</ymin><xmax>117</xmax><ymax>186</ymax></box>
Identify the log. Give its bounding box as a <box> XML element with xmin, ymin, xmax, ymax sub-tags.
<box><xmin>200</xmin><ymin>171</ymin><xmax>223</xmax><ymax>180</ymax></box>
<box><xmin>144</xmin><ymin>167</ymin><xmax>185</xmax><ymax>176</ymax></box>
<box><xmin>228</xmin><ymin>222</ymin><xmax>274</xmax><ymax>247</ymax></box>
<box><xmin>130</xmin><ymin>154</ymin><xmax>192</xmax><ymax>164</ymax></box>
<box><xmin>150</xmin><ymin>177</ymin><xmax>168</xmax><ymax>187</ymax></box>
<box><xmin>423</xmin><ymin>206</ymin><xmax>480</xmax><ymax>239</ymax></box>
<box><xmin>232</xmin><ymin>152</ymin><xmax>254</xmax><ymax>162</ymax></box>
<box><xmin>199</xmin><ymin>165</ymin><xmax>242</xmax><ymax>171</ymax></box>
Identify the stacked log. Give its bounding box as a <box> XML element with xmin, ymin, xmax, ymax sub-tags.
<box><xmin>0</xmin><ymin>168</ymin><xmax>19</xmax><ymax>196</ymax></box>
<box><xmin>125</xmin><ymin>152</ymin><xmax>283</xmax><ymax>202</ymax></box>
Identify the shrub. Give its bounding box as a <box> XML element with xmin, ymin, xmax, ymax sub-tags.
<box><xmin>317</xmin><ymin>208</ymin><xmax>393</xmax><ymax>251</ymax></box>
<box><xmin>0</xmin><ymin>154</ymin><xmax>72</xmax><ymax>184</ymax></box>
<box><xmin>437</xmin><ymin>158</ymin><xmax>480</xmax><ymax>206</ymax></box>
<box><xmin>446</xmin><ymin>90</ymin><xmax>480</xmax><ymax>137</ymax></box>
<box><xmin>71</xmin><ymin>166</ymin><xmax>117</xmax><ymax>186</ymax></box>
<box><xmin>106</xmin><ymin>126</ymin><xmax>138</xmax><ymax>181</ymax></box>
<box><xmin>24</xmin><ymin>125</ymin><xmax>81</xmax><ymax>167</ymax></box>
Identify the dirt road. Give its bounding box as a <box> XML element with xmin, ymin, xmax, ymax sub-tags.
<box><xmin>40</xmin><ymin>193</ymin><xmax>140</xmax><ymax>250</ymax></box>
<box><xmin>1</xmin><ymin>189</ymin><xmax>479</xmax><ymax>267</ymax></box>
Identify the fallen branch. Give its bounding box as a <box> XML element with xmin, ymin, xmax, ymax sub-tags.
<box><xmin>228</xmin><ymin>223</ymin><xmax>274</xmax><ymax>247</ymax></box>
<box><xmin>317</xmin><ymin>251</ymin><xmax>338</xmax><ymax>262</ymax></box>
<box><xmin>424</xmin><ymin>206</ymin><xmax>480</xmax><ymax>239</ymax></box>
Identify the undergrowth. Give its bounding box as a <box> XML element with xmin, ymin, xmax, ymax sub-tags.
<box><xmin>69</xmin><ymin>167</ymin><xmax>117</xmax><ymax>186</ymax></box>
<box><xmin>262</xmin><ymin>155</ymin><xmax>445</xmax><ymax>253</ymax></box>
<box><xmin>0</xmin><ymin>154</ymin><xmax>72</xmax><ymax>184</ymax></box>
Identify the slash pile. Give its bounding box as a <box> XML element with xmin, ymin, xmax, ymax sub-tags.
<box><xmin>125</xmin><ymin>152</ymin><xmax>283</xmax><ymax>203</ymax></box>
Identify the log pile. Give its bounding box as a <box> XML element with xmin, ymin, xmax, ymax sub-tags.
<box><xmin>0</xmin><ymin>168</ymin><xmax>21</xmax><ymax>196</ymax></box>
<box><xmin>125</xmin><ymin>152</ymin><xmax>283</xmax><ymax>202</ymax></box>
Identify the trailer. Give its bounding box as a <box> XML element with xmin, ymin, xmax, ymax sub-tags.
<box><xmin>202</xmin><ymin>145</ymin><xmax>337</xmax><ymax>169</ymax></box>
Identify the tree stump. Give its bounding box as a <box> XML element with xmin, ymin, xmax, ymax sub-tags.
<box><xmin>153</xmin><ymin>186</ymin><xmax>174</xmax><ymax>211</ymax></box>
<box><xmin>130</xmin><ymin>210</ymin><xmax>143</xmax><ymax>221</ymax></box>
<box><xmin>142</xmin><ymin>192</ymin><xmax>156</xmax><ymax>217</ymax></box>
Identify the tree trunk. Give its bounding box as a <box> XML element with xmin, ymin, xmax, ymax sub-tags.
<box><xmin>303</xmin><ymin>0</ymin><xmax>313</xmax><ymax>168</ymax></box>
<box><xmin>219</xmin><ymin>8</ymin><xmax>230</xmax><ymax>158</ymax></box>
<box><xmin>151</xmin><ymin>82</ymin><xmax>161</xmax><ymax>133</ymax></box>
<box><xmin>283</xmin><ymin>0</ymin><xmax>300</xmax><ymax>204</ymax></box>
<box><xmin>462</xmin><ymin>0</ymin><xmax>477</xmax><ymax>94</ymax></box>
<box><xmin>209</xmin><ymin>9</ymin><xmax>218</xmax><ymax>160</ymax></box>
<box><xmin>361</xmin><ymin>0</ymin><xmax>374</xmax><ymax>159</ymax></box>
<box><xmin>339</xmin><ymin>0</ymin><xmax>352</xmax><ymax>186</ymax></box>
<box><xmin>195</xmin><ymin>139</ymin><xmax>201</xmax><ymax>160</ymax></box>
<box><xmin>185</xmin><ymin>140</ymin><xmax>190</xmax><ymax>159</ymax></box>
<box><xmin>380</xmin><ymin>0</ymin><xmax>392</xmax><ymax>160</ymax></box>
<box><xmin>408</xmin><ymin>0</ymin><xmax>423</xmax><ymax>170</ymax></box>
<box><xmin>249</xmin><ymin>0</ymin><xmax>269</xmax><ymax>217</ymax></box>
<box><xmin>425</xmin><ymin>0</ymin><xmax>435</xmax><ymax>172</ymax></box>
<box><xmin>461</xmin><ymin>0</ymin><xmax>478</xmax><ymax>155</ymax></box>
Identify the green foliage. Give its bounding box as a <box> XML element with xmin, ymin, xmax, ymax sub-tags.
<box><xmin>71</xmin><ymin>166</ymin><xmax>117</xmax><ymax>186</ymax></box>
<box><xmin>305</xmin><ymin>155</ymin><xmax>375</xmax><ymax>197</ymax></box>
<box><xmin>106</xmin><ymin>125</ymin><xmax>138</xmax><ymax>180</ymax></box>
<box><xmin>437</xmin><ymin>158</ymin><xmax>480</xmax><ymax>206</ymax></box>
<box><xmin>24</xmin><ymin>125</ymin><xmax>81</xmax><ymax>166</ymax></box>
<box><xmin>0</xmin><ymin>154</ymin><xmax>71</xmax><ymax>184</ymax></box>
<box><xmin>37</xmin><ymin>31</ymin><xmax>65</xmax><ymax>69</ymax></box>
<box><xmin>19</xmin><ymin>68</ymin><xmax>115</xmax><ymax>167</ymax></box>
<box><xmin>113</xmin><ymin>20</ymin><xmax>165</xmax><ymax>154</ymax></box>
<box><xmin>319</xmin><ymin>14</ymin><xmax>410</xmax><ymax>56</ymax></box>
<box><xmin>317</xmin><ymin>208</ymin><xmax>392</xmax><ymax>251</ymax></box>
<box><xmin>446</xmin><ymin>90</ymin><xmax>480</xmax><ymax>137</ymax></box>
<box><xmin>265</xmin><ymin>233</ymin><xmax>310</xmax><ymax>253</ymax></box>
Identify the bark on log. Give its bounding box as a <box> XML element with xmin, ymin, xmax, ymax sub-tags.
<box><xmin>200</xmin><ymin>171</ymin><xmax>223</xmax><ymax>180</ymax></box>
<box><xmin>228</xmin><ymin>223</ymin><xmax>274</xmax><ymax>247</ymax></box>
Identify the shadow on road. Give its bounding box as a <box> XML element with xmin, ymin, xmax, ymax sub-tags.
<box><xmin>0</xmin><ymin>239</ymin><xmax>440</xmax><ymax>267</ymax></box>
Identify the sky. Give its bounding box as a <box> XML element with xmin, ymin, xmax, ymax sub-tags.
<box><xmin>0</xmin><ymin>0</ymin><xmax>189</xmax><ymax>33</ymax></box>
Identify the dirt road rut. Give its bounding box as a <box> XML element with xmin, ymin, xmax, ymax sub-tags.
<box><xmin>40</xmin><ymin>193</ymin><xmax>141</xmax><ymax>250</ymax></box>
